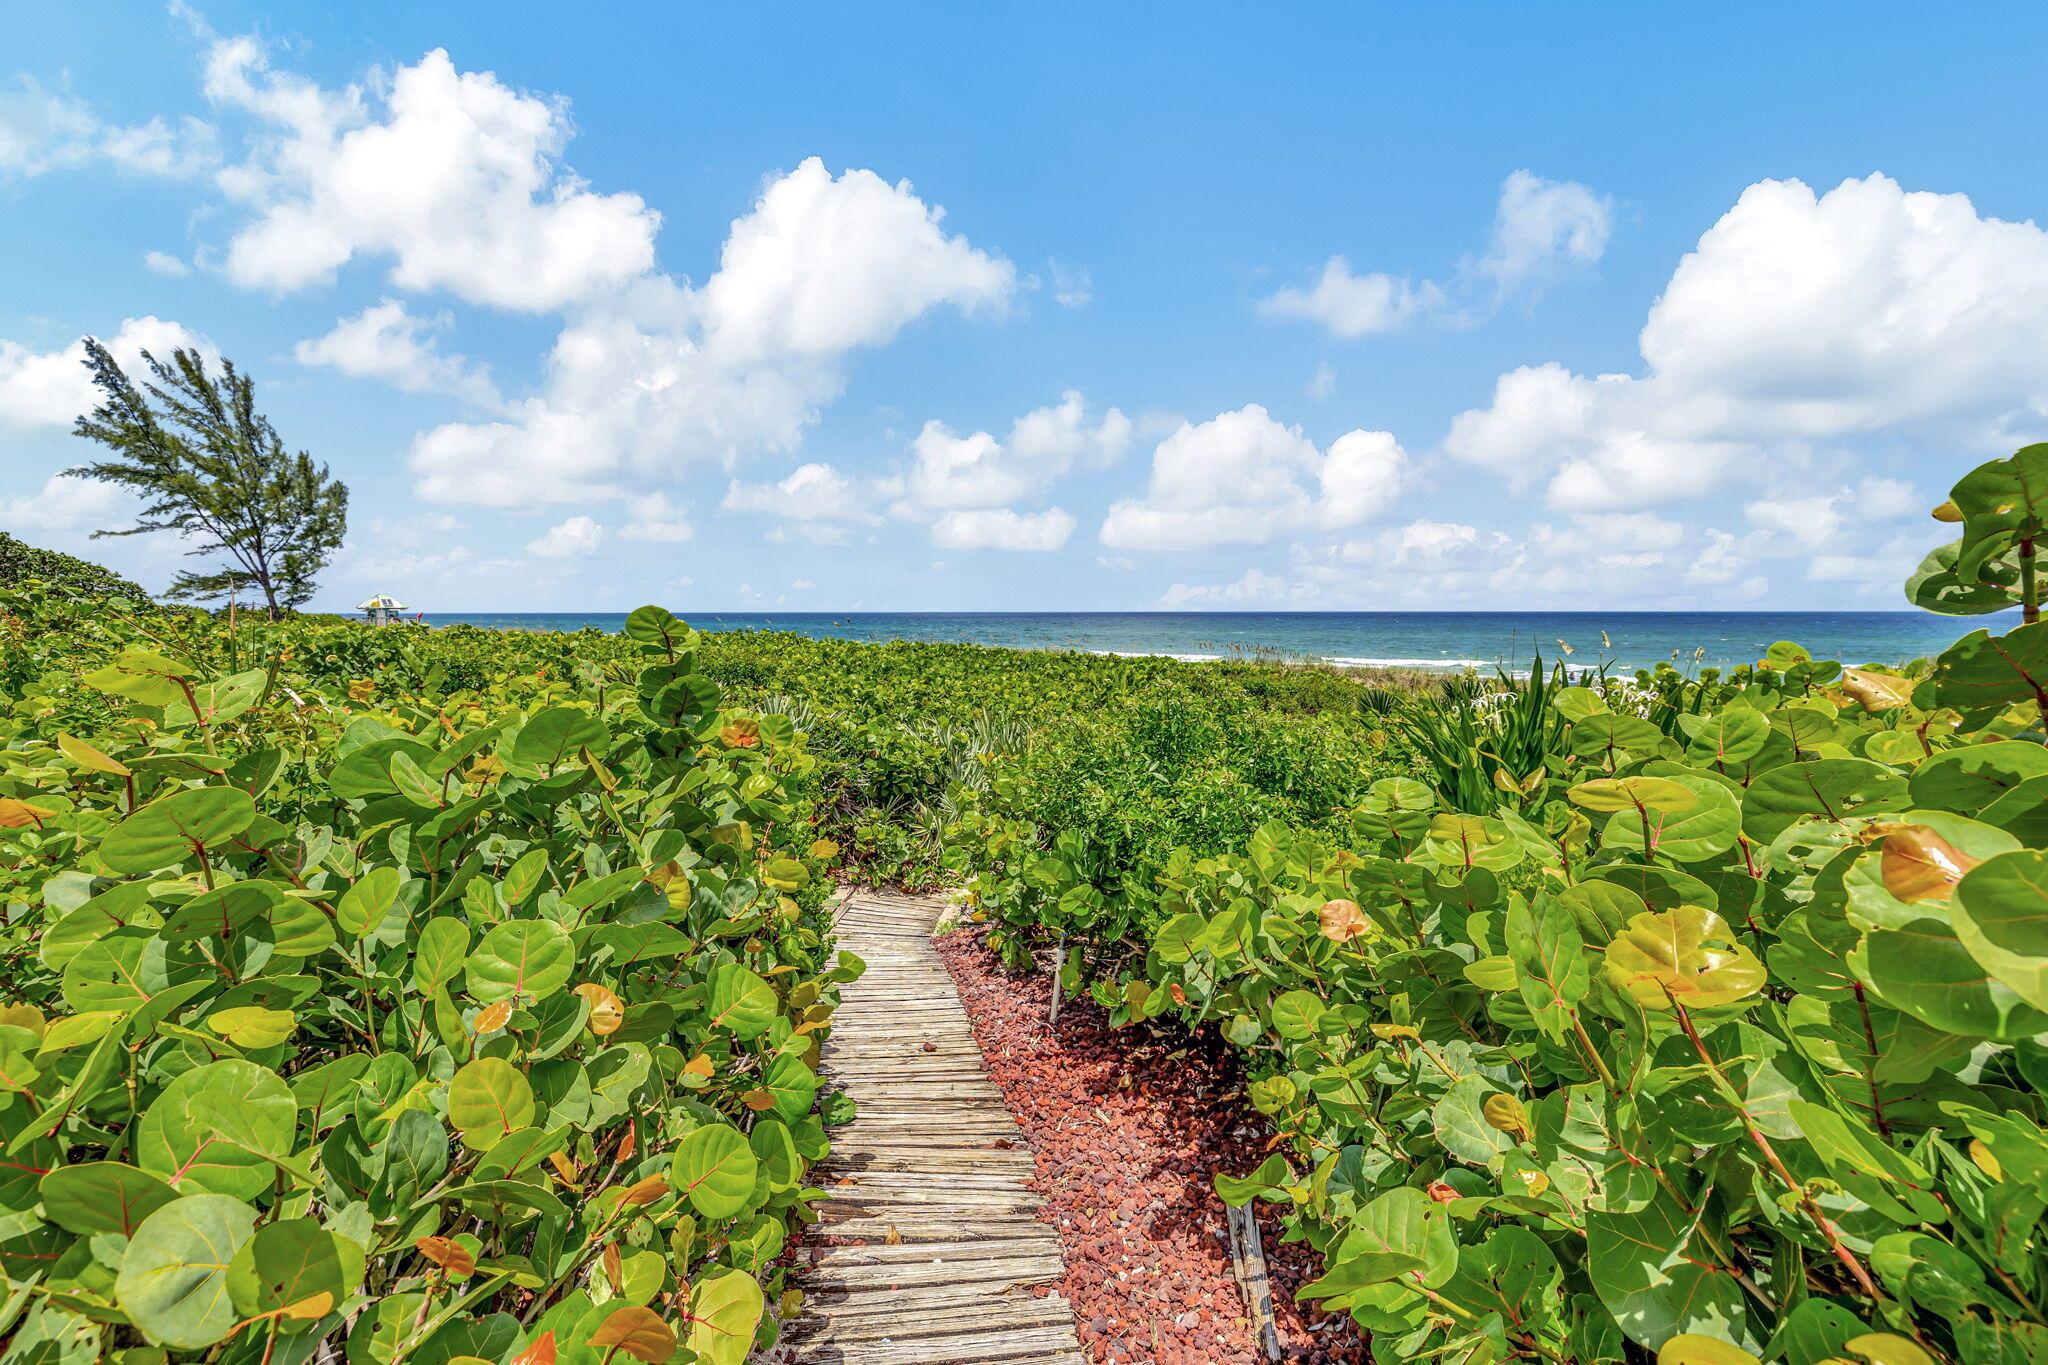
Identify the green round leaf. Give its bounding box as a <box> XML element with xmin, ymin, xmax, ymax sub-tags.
<box><xmin>684</xmin><ymin>1269</ymin><xmax>764</xmax><ymax>1365</ymax></box>
<box><xmin>509</xmin><ymin>706</ymin><xmax>609</xmax><ymax>768</ymax></box>
<box><xmin>225</xmin><ymin>1217</ymin><xmax>351</xmax><ymax>1328</ymax></box>
<box><xmin>135</xmin><ymin>1058</ymin><xmax>298</xmax><ymax>1200</ymax></box>
<box><xmin>159</xmin><ymin>881</ymin><xmax>280</xmax><ymax>944</ymax></box>
<box><xmin>706</xmin><ymin>963</ymin><xmax>776</xmax><ymax>1039</ymax></box>
<box><xmin>1953</xmin><ymin>849</ymin><xmax>2048</xmax><ymax>1013</ymax></box>
<box><xmin>337</xmin><ymin>866</ymin><xmax>404</xmax><ymax>938</ymax></box>
<box><xmin>1741</xmin><ymin>759</ymin><xmax>1909</xmax><ymax>843</ymax></box>
<box><xmin>99</xmin><ymin>786</ymin><xmax>256</xmax><ymax>874</ymax></box>
<box><xmin>466</xmin><ymin>919</ymin><xmax>575</xmax><ymax>1004</ymax></box>
<box><xmin>115</xmin><ymin>1193</ymin><xmax>259</xmax><ymax>1349</ymax></box>
<box><xmin>669</xmin><ymin>1123</ymin><xmax>758</xmax><ymax>1220</ymax></box>
<box><xmin>38</xmin><ymin>1161</ymin><xmax>178</xmax><ymax>1235</ymax></box>
<box><xmin>414</xmin><ymin>917</ymin><xmax>471</xmax><ymax>990</ymax></box>
<box><xmin>446</xmin><ymin>1057</ymin><xmax>536</xmax><ymax>1146</ymax></box>
<box><xmin>1269</xmin><ymin>989</ymin><xmax>1325</xmax><ymax>1041</ymax></box>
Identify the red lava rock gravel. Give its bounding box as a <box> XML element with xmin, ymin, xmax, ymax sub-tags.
<box><xmin>936</xmin><ymin>925</ymin><xmax>1373</xmax><ymax>1365</ymax></box>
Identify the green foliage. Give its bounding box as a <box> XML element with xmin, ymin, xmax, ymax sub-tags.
<box><xmin>0</xmin><ymin>597</ymin><xmax>853</xmax><ymax>1360</ymax></box>
<box><xmin>0</xmin><ymin>531</ymin><xmax>154</xmax><ymax>606</ymax></box>
<box><xmin>68</xmin><ymin>337</ymin><xmax>348</xmax><ymax>617</ymax></box>
<box><xmin>950</xmin><ymin>447</ymin><xmax>2048</xmax><ymax>1363</ymax></box>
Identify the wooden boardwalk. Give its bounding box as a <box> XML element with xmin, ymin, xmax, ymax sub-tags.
<box><xmin>783</xmin><ymin>890</ymin><xmax>1086</xmax><ymax>1364</ymax></box>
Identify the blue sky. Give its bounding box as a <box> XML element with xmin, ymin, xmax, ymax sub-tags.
<box><xmin>5</xmin><ymin>3</ymin><xmax>2048</xmax><ymax>613</ymax></box>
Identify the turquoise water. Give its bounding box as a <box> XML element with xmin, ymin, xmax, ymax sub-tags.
<box><xmin>419</xmin><ymin>610</ymin><xmax>2000</xmax><ymax>675</ymax></box>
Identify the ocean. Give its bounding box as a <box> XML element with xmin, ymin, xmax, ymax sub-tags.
<box><xmin>417</xmin><ymin>610</ymin><xmax>1998</xmax><ymax>675</ymax></box>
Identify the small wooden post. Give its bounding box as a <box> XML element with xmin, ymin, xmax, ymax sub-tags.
<box><xmin>1047</xmin><ymin>929</ymin><xmax>1067</xmax><ymax>1029</ymax></box>
<box><xmin>1227</xmin><ymin>1202</ymin><xmax>1283</xmax><ymax>1362</ymax></box>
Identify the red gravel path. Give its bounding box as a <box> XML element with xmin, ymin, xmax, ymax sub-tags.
<box><xmin>935</xmin><ymin>926</ymin><xmax>1373</xmax><ymax>1365</ymax></box>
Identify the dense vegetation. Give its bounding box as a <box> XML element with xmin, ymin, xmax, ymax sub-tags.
<box><xmin>0</xmin><ymin>531</ymin><xmax>152</xmax><ymax>606</ymax></box>
<box><xmin>955</xmin><ymin>446</ymin><xmax>2048</xmax><ymax>1365</ymax></box>
<box><xmin>0</xmin><ymin>587</ymin><xmax>849</xmax><ymax>1362</ymax></box>
<box><xmin>5</xmin><ymin>442</ymin><xmax>2045</xmax><ymax>1364</ymax></box>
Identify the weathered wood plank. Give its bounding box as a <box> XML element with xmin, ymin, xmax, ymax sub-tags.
<box><xmin>786</xmin><ymin>890</ymin><xmax>1082</xmax><ymax>1364</ymax></box>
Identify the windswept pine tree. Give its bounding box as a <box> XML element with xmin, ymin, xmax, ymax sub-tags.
<box><xmin>68</xmin><ymin>338</ymin><xmax>348</xmax><ymax>619</ymax></box>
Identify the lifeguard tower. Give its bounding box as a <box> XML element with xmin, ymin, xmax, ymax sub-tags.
<box><xmin>358</xmin><ymin>593</ymin><xmax>409</xmax><ymax>626</ymax></box>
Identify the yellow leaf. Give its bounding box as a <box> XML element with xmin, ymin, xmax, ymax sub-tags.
<box><xmin>58</xmin><ymin>732</ymin><xmax>130</xmax><ymax>776</ymax></box>
<box><xmin>1658</xmin><ymin>1337</ymin><xmax>1762</xmax><ymax>1365</ymax></box>
<box><xmin>206</xmin><ymin>1006</ymin><xmax>296</xmax><ymax>1049</ymax></box>
<box><xmin>1481</xmin><ymin>1092</ymin><xmax>1530</xmax><ymax>1141</ymax></box>
<box><xmin>0</xmin><ymin>1004</ymin><xmax>45</xmax><ymax>1039</ymax></box>
<box><xmin>1846</xmin><ymin>1334</ymin><xmax>1938</xmax><ymax>1365</ymax></box>
<box><xmin>1840</xmin><ymin>667</ymin><xmax>1918</xmax><ymax>713</ymax></box>
<box><xmin>1603</xmin><ymin>907</ymin><xmax>1767</xmax><ymax>1011</ymax></box>
<box><xmin>473</xmin><ymin>1000</ymin><xmax>513</xmax><ymax>1035</ymax></box>
<box><xmin>573</xmin><ymin>982</ymin><xmax>625</xmax><ymax>1036</ymax></box>
<box><xmin>683</xmin><ymin>1054</ymin><xmax>715</xmax><ymax>1079</ymax></box>
<box><xmin>281</xmin><ymin>1291</ymin><xmax>335</xmax><ymax>1320</ymax></box>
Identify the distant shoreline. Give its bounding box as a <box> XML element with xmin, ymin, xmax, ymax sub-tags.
<box><xmin>351</xmin><ymin>607</ymin><xmax>1976</xmax><ymax>674</ymax></box>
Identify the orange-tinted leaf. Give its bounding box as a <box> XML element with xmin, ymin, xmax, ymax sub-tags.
<box><xmin>1882</xmin><ymin>824</ymin><xmax>1982</xmax><ymax>903</ymax></box>
<box><xmin>573</xmin><ymin>982</ymin><xmax>625</xmax><ymax>1035</ymax></box>
<box><xmin>415</xmin><ymin>1235</ymin><xmax>477</xmax><ymax>1276</ymax></box>
<box><xmin>473</xmin><ymin>1000</ymin><xmax>513</xmax><ymax>1034</ymax></box>
<box><xmin>682</xmin><ymin>1054</ymin><xmax>715</xmax><ymax>1080</ymax></box>
<box><xmin>0</xmin><ymin>798</ymin><xmax>54</xmax><ymax>830</ymax></box>
<box><xmin>619</xmin><ymin>1174</ymin><xmax>670</xmax><ymax>1206</ymax></box>
<box><xmin>1317</xmin><ymin>898</ymin><xmax>1372</xmax><ymax>944</ymax></box>
<box><xmin>587</xmin><ymin>1306</ymin><xmax>675</xmax><ymax>1363</ymax></box>
<box><xmin>617</xmin><ymin>1126</ymin><xmax>637</xmax><ymax>1162</ymax></box>
<box><xmin>603</xmin><ymin>1243</ymin><xmax>623</xmax><ymax>1291</ymax></box>
<box><xmin>719</xmin><ymin>719</ymin><xmax>761</xmax><ymax>749</ymax></box>
<box><xmin>741</xmin><ymin>1088</ymin><xmax>774</xmax><ymax>1111</ymax></box>
<box><xmin>547</xmin><ymin>1152</ymin><xmax>578</xmax><ymax>1184</ymax></box>
<box><xmin>511</xmin><ymin>1331</ymin><xmax>558</xmax><ymax>1365</ymax></box>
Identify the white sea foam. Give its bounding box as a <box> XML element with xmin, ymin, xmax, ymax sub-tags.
<box><xmin>1084</xmin><ymin>649</ymin><xmax>1229</xmax><ymax>662</ymax></box>
<box><xmin>1321</xmin><ymin>656</ymin><xmax>1490</xmax><ymax>670</ymax></box>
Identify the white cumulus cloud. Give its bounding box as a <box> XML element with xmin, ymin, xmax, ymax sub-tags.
<box><xmin>206</xmin><ymin>41</ymin><xmax>659</xmax><ymax>310</ymax></box>
<box><xmin>1261</xmin><ymin>171</ymin><xmax>1611</xmax><ymax>338</ymax></box>
<box><xmin>1100</xmin><ymin>405</ymin><xmax>1408</xmax><ymax>549</ymax></box>
<box><xmin>0</xmin><ymin>77</ymin><xmax>217</xmax><ymax>178</ymax></box>
<box><xmin>525</xmin><ymin>514</ymin><xmax>604</xmax><ymax>558</ymax></box>
<box><xmin>0</xmin><ymin>316</ymin><xmax>215</xmax><ymax>429</ymax></box>
<box><xmin>296</xmin><ymin>300</ymin><xmax>500</xmax><ymax>406</ymax></box>
<box><xmin>1446</xmin><ymin>174</ymin><xmax>2048</xmax><ymax>511</ymax></box>
<box><xmin>930</xmin><ymin>507</ymin><xmax>1077</xmax><ymax>552</ymax></box>
<box><xmin>410</xmin><ymin>157</ymin><xmax>1015</xmax><ymax>507</ymax></box>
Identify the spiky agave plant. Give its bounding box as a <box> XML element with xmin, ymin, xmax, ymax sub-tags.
<box><xmin>1392</xmin><ymin>653</ymin><xmax>1575</xmax><ymax>812</ymax></box>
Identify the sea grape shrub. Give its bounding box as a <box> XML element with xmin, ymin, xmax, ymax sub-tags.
<box><xmin>0</xmin><ymin>601</ymin><xmax>855</xmax><ymax>1362</ymax></box>
<box><xmin>952</xmin><ymin>447</ymin><xmax>2048</xmax><ymax>1363</ymax></box>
